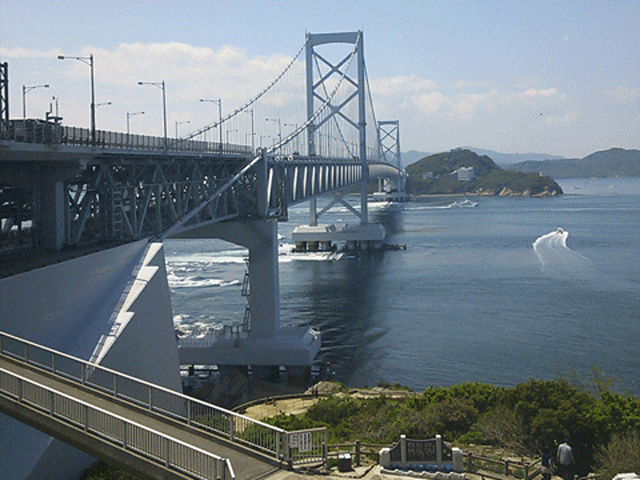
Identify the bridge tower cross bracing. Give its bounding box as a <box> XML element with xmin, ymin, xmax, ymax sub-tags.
<box><xmin>375</xmin><ymin>120</ymin><xmax>407</xmax><ymax>201</ymax></box>
<box><xmin>0</xmin><ymin>62</ymin><xmax>8</xmax><ymax>139</ymax></box>
<box><xmin>378</xmin><ymin>120</ymin><xmax>401</xmax><ymax>169</ymax></box>
<box><xmin>305</xmin><ymin>31</ymin><xmax>369</xmax><ymax>226</ymax></box>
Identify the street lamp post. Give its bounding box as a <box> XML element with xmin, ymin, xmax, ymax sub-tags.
<box><xmin>175</xmin><ymin>120</ymin><xmax>190</xmax><ymax>138</ymax></box>
<box><xmin>126</xmin><ymin>111</ymin><xmax>145</xmax><ymax>134</ymax></box>
<box><xmin>243</xmin><ymin>109</ymin><xmax>255</xmax><ymax>151</ymax></box>
<box><xmin>226</xmin><ymin>128</ymin><xmax>238</xmax><ymax>145</ymax></box>
<box><xmin>138</xmin><ymin>81</ymin><xmax>167</xmax><ymax>149</ymax></box>
<box><xmin>200</xmin><ymin>98</ymin><xmax>222</xmax><ymax>147</ymax></box>
<box><xmin>284</xmin><ymin>123</ymin><xmax>299</xmax><ymax>153</ymax></box>
<box><xmin>58</xmin><ymin>54</ymin><xmax>95</xmax><ymax>145</ymax></box>
<box><xmin>265</xmin><ymin>117</ymin><xmax>282</xmax><ymax>146</ymax></box>
<box><xmin>22</xmin><ymin>84</ymin><xmax>50</xmax><ymax>118</ymax></box>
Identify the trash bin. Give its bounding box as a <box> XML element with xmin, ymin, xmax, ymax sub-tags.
<box><xmin>337</xmin><ymin>453</ymin><xmax>352</xmax><ymax>472</ymax></box>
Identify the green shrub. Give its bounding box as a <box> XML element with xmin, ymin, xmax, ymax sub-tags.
<box><xmin>594</xmin><ymin>429</ymin><xmax>640</xmax><ymax>479</ymax></box>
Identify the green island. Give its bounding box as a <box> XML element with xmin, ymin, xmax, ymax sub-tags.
<box><xmin>405</xmin><ymin>149</ymin><xmax>563</xmax><ymax>196</ymax></box>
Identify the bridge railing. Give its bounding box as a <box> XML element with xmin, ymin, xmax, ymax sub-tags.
<box><xmin>0</xmin><ymin>366</ymin><xmax>235</xmax><ymax>480</ymax></box>
<box><xmin>2</xmin><ymin>118</ymin><xmax>253</xmax><ymax>156</ymax></box>
<box><xmin>0</xmin><ymin>330</ymin><xmax>327</xmax><ymax>465</ymax></box>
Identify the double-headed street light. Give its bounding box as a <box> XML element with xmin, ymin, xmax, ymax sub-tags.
<box><xmin>243</xmin><ymin>109</ymin><xmax>255</xmax><ymax>151</ymax></box>
<box><xmin>226</xmin><ymin>128</ymin><xmax>238</xmax><ymax>145</ymax></box>
<box><xmin>126</xmin><ymin>111</ymin><xmax>145</xmax><ymax>134</ymax></box>
<box><xmin>265</xmin><ymin>117</ymin><xmax>282</xmax><ymax>148</ymax></box>
<box><xmin>284</xmin><ymin>123</ymin><xmax>299</xmax><ymax>153</ymax></box>
<box><xmin>138</xmin><ymin>81</ymin><xmax>167</xmax><ymax>149</ymax></box>
<box><xmin>22</xmin><ymin>84</ymin><xmax>50</xmax><ymax>118</ymax></box>
<box><xmin>200</xmin><ymin>98</ymin><xmax>222</xmax><ymax>146</ymax></box>
<box><xmin>58</xmin><ymin>54</ymin><xmax>95</xmax><ymax>145</ymax></box>
<box><xmin>175</xmin><ymin>120</ymin><xmax>190</xmax><ymax>138</ymax></box>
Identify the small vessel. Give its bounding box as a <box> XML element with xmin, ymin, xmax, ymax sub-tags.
<box><xmin>453</xmin><ymin>198</ymin><xmax>478</xmax><ymax>207</ymax></box>
<box><xmin>557</xmin><ymin>228</ymin><xmax>564</xmax><ymax>234</ymax></box>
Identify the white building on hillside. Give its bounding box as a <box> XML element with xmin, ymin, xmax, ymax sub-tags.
<box><xmin>457</xmin><ymin>166</ymin><xmax>474</xmax><ymax>182</ymax></box>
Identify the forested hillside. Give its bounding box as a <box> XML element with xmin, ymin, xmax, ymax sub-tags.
<box><xmin>406</xmin><ymin>149</ymin><xmax>562</xmax><ymax>196</ymax></box>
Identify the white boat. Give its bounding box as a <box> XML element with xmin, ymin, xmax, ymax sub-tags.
<box><xmin>452</xmin><ymin>198</ymin><xmax>478</xmax><ymax>208</ymax></box>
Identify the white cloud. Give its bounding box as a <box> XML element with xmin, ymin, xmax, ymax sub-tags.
<box><xmin>0</xmin><ymin>46</ymin><xmax>60</xmax><ymax>59</ymax></box>
<box><xmin>447</xmin><ymin>79</ymin><xmax>490</xmax><ymax>90</ymax></box>
<box><xmin>2</xmin><ymin>41</ymin><xmax>584</xmax><ymax>154</ymax></box>
<box><xmin>523</xmin><ymin>87</ymin><xmax>559</xmax><ymax>97</ymax></box>
<box><xmin>606</xmin><ymin>86</ymin><xmax>640</xmax><ymax>104</ymax></box>
<box><xmin>371</xmin><ymin>75</ymin><xmax>438</xmax><ymax>95</ymax></box>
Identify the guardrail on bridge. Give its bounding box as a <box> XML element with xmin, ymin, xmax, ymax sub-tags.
<box><xmin>0</xmin><ymin>366</ymin><xmax>234</xmax><ymax>480</ymax></box>
<box><xmin>0</xmin><ymin>330</ymin><xmax>327</xmax><ymax>467</ymax></box>
<box><xmin>2</xmin><ymin>118</ymin><xmax>253</xmax><ymax>155</ymax></box>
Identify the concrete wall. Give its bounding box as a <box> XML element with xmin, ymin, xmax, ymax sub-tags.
<box><xmin>0</xmin><ymin>241</ymin><xmax>182</xmax><ymax>479</ymax></box>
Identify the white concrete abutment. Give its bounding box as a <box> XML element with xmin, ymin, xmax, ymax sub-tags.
<box><xmin>0</xmin><ymin>239</ymin><xmax>182</xmax><ymax>479</ymax></box>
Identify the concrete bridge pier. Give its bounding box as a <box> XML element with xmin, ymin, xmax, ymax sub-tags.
<box><xmin>175</xmin><ymin>218</ymin><xmax>321</xmax><ymax>369</ymax></box>
<box><xmin>1</xmin><ymin>161</ymin><xmax>81</xmax><ymax>251</ymax></box>
<box><xmin>37</xmin><ymin>166</ymin><xmax>69</xmax><ymax>250</ymax></box>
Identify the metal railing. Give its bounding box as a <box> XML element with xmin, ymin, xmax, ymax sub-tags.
<box><xmin>2</xmin><ymin>119</ymin><xmax>253</xmax><ymax>156</ymax></box>
<box><xmin>465</xmin><ymin>452</ymin><xmax>540</xmax><ymax>480</ymax></box>
<box><xmin>2</xmin><ymin>120</ymin><xmax>386</xmax><ymax>166</ymax></box>
<box><xmin>0</xmin><ymin>330</ymin><xmax>327</xmax><ymax>466</ymax></box>
<box><xmin>0</xmin><ymin>367</ymin><xmax>234</xmax><ymax>480</ymax></box>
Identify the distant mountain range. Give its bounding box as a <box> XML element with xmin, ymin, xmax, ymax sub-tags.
<box><xmin>505</xmin><ymin>148</ymin><xmax>640</xmax><ymax>178</ymax></box>
<box><xmin>402</xmin><ymin>147</ymin><xmax>640</xmax><ymax>178</ymax></box>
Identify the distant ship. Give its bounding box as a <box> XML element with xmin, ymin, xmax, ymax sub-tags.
<box><xmin>452</xmin><ymin>199</ymin><xmax>478</xmax><ymax>208</ymax></box>
<box><xmin>557</xmin><ymin>228</ymin><xmax>564</xmax><ymax>233</ymax></box>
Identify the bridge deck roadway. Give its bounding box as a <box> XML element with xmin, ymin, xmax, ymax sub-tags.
<box><xmin>0</xmin><ymin>354</ymin><xmax>280</xmax><ymax>480</ymax></box>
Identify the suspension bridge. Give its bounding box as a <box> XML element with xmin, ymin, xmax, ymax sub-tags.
<box><xmin>0</xmin><ymin>31</ymin><xmax>406</xmax><ymax>479</ymax></box>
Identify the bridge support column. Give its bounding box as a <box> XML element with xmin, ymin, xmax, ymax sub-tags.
<box><xmin>172</xmin><ymin>218</ymin><xmax>282</xmax><ymax>338</ymax></box>
<box><xmin>246</xmin><ymin>219</ymin><xmax>279</xmax><ymax>338</ymax></box>
<box><xmin>309</xmin><ymin>197</ymin><xmax>318</xmax><ymax>227</ymax></box>
<box><xmin>174</xmin><ymin>218</ymin><xmax>321</xmax><ymax>367</ymax></box>
<box><xmin>38</xmin><ymin>168</ymin><xmax>67</xmax><ymax>250</ymax></box>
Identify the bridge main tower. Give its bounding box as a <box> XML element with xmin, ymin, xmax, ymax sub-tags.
<box><xmin>374</xmin><ymin>120</ymin><xmax>407</xmax><ymax>202</ymax></box>
<box><xmin>293</xmin><ymin>31</ymin><xmax>386</xmax><ymax>251</ymax></box>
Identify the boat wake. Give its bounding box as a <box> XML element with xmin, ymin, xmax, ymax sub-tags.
<box><xmin>532</xmin><ymin>228</ymin><xmax>594</xmax><ymax>278</ymax></box>
<box><xmin>412</xmin><ymin>199</ymin><xmax>479</xmax><ymax>211</ymax></box>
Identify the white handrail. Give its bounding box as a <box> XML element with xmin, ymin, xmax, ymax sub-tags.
<box><xmin>0</xmin><ymin>367</ymin><xmax>233</xmax><ymax>480</ymax></box>
<box><xmin>0</xmin><ymin>330</ymin><xmax>327</xmax><ymax>465</ymax></box>
<box><xmin>0</xmin><ymin>331</ymin><xmax>288</xmax><ymax>455</ymax></box>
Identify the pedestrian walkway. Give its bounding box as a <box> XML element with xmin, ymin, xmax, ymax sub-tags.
<box><xmin>0</xmin><ymin>354</ymin><xmax>280</xmax><ymax>480</ymax></box>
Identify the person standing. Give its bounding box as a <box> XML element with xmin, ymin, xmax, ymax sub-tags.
<box><xmin>541</xmin><ymin>451</ymin><xmax>553</xmax><ymax>480</ymax></box>
<box><xmin>557</xmin><ymin>441</ymin><xmax>575</xmax><ymax>480</ymax></box>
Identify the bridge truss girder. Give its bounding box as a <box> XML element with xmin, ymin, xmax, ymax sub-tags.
<box><xmin>65</xmin><ymin>153</ymin><xmax>260</xmax><ymax>246</ymax></box>
<box><xmin>62</xmin><ymin>152</ymin><xmax>365</xmax><ymax>247</ymax></box>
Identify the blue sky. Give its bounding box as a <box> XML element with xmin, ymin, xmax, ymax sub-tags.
<box><xmin>1</xmin><ymin>0</ymin><xmax>638</xmax><ymax>158</ymax></box>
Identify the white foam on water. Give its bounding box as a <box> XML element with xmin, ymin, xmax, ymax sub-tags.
<box><xmin>167</xmin><ymin>274</ymin><xmax>241</xmax><ymax>289</ymax></box>
<box><xmin>533</xmin><ymin>229</ymin><xmax>594</xmax><ymax>278</ymax></box>
<box><xmin>409</xmin><ymin>200</ymin><xmax>478</xmax><ymax>211</ymax></box>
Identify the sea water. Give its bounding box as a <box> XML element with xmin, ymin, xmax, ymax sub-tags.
<box><xmin>165</xmin><ymin>178</ymin><xmax>640</xmax><ymax>395</ymax></box>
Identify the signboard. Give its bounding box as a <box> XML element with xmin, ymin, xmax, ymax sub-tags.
<box><xmin>289</xmin><ymin>432</ymin><xmax>312</xmax><ymax>452</ymax></box>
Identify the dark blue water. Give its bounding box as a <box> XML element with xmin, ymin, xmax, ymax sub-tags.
<box><xmin>165</xmin><ymin>178</ymin><xmax>640</xmax><ymax>395</ymax></box>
